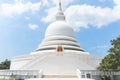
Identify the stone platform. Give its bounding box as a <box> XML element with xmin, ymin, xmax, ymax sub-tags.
<box><xmin>26</xmin><ymin>78</ymin><xmax>94</xmax><ymax>80</ymax></box>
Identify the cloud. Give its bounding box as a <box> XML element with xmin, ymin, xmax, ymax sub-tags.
<box><xmin>96</xmin><ymin>45</ymin><xmax>108</xmax><ymax>49</ymax></box>
<box><xmin>41</xmin><ymin>7</ymin><xmax>57</xmax><ymax>23</ymax></box>
<box><xmin>42</xmin><ymin>0</ymin><xmax>120</xmax><ymax>32</ymax></box>
<box><xmin>41</xmin><ymin>0</ymin><xmax>74</xmax><ymax>8</ymax></box>
<box><xmin>65</xmin><ymin>2</ymin><xmax>120</xmax><ymax>31</ymax></box>
<box><xmin>114</xmin><ymin>0</ymin><xmax>120</xmax><ymax>5</ymax></box>
<box><xmin>28</xmin><ymin>23</ymin><xmax>39</xmax><ymax>30</ymax></box>
<box><xmin>99</xmin><ymin>0</ymin><xmax>106</xmax><ymax>2</ymax></box>
<box><xmin>65</xmin><ymin>5</ymin><xmax>114</xmax><ymax>30</ymax></box>
<box><xmin>0</xmin><ymin>1</ymin><xmax>41</xmax><ymax>17</ymax></box>
<box><xmin>90</xmin><ymin>45</ymin><xmax>108</xmax><ymax>50</ymax></box>
<box><xmin>88</xmin><ymin>45</ymin><xmax>109</xmax><ymax>56</ymax></box>
<box><xmin>48</xmin><ymin>0</ymin><xmax>74</xmax><ymax>8</ymax></box>
<box><xmin>41</xmin><ymin>0</ymin><xmax>50</xmax><ymax>7</ymax></box>
<box><xmin>25</xmin><ymin>16</ymin><xmax>30</xmax><ymax>20</ymax></box>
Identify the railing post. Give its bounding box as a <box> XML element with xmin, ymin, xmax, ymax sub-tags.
<box><xmin>76</xmin><ymin>69</ymin><xmax>81</xmax><ymax>78</ymax></box>
<box><xmin>38</xmin><ymin>69</ymin><xmax>43</xmax><ymax>78</ymax></box>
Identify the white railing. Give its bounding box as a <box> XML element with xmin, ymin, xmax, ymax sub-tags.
<box><xmin>0</xmin><ymin>70</ymin><xmax>44</xmax><ymax>80</ymax></box>
<box><xmin>80</xmin><ymin>70</ymin><xmax>120</xmax><ymax>75</ymax></box>
<box><xmin>0</xmin><ymin>70</ymin><xmax>120</xmax><ymax>80</ymax></box>
<box><xmin>0</xmin><ymin>70</ymin><xmax>39</xmax><ymax>76</ymax></box>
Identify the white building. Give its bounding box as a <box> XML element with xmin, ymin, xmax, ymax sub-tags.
<box><xmin>10</xmin><ymin>2</ymin><xmax>102</xmax><ymax>80</ymax></box>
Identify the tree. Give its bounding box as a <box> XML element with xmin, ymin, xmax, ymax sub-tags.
<box><xmin>0</xmin><ymin>59</ymin><xmax>10</xmax><ymax>69</ymax></box>
<box><xmin>98</xmin><ymin>36</ymin><xmax>120</xmax><ymax>71</ymax></box>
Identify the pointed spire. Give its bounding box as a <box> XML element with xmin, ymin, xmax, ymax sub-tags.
<box><xmin>59</xmin><ymin>0</ymin><xmax>62</xmax><ymax>11</ymax></box>
<box><xmin>56</xmin><ymin>0</ymin><xmax>65</xmax><ymax>21</ymax></box>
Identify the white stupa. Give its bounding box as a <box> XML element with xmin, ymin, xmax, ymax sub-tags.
<box><xmin>36</xmin><ymin>2</ymin><xmax>85</xmax><ymax>54</ymax></box>
<box><xmin>10</xmin><ymin>1</ymin><xmax>101</xmax><ymax>79</ymax></box>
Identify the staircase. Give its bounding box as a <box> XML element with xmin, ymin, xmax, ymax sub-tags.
<box><xmin>25</xmin><ymin>74</ymin><xmax>94</xmax><ymax>80</ymax></box>
<box><xmin>42</xmin><ymin>75</ymin><xmax>78</xmax><ymax>78</ymax></box>
<box><xmin>25</xmin><ymin>78</ymin><xmax>94</xmax><ymax>80</ymax></box>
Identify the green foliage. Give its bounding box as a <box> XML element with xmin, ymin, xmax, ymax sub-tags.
<box><xmin>0</xmin><ymin>59</ymin><xmax>10</xmax><ymax>70</ymax></box>
<box><xmin>98</xmin><ymin>36</ymin><xmax>120</xmax><ymax>71</ymax></box>
<box><xmin>0</xmin><ymin>79</ymin><xmax>8</xmax><ymax>80</ymax></box>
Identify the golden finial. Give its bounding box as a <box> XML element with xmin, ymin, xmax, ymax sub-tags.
<box><xmin>58</xmin><ymin>0</ymin><xmax>62</xmax><ymax>11</ymax></box>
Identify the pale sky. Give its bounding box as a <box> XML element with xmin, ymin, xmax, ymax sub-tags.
<box><xmin>0</xmin><ymin>0</ymin><xmax>120</xmax><ymax>62</ymax></box>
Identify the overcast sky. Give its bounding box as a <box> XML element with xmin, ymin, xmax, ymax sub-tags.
<box><xmin>0</xmin><ymin>0</ymin><xmax>120</xmax><ymax>62</ymax></box>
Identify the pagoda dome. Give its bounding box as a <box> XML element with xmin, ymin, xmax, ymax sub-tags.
<box><xmin>45</xmin><ymin>21</ymin><xmax>74</xmax><ymax>38</ymax></box>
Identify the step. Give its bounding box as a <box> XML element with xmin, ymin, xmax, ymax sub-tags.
<box><xmin>25</xmin><ymin>78</ymin><xmax>94</xmax><ymax>80</ymax></box>
<box><xmin>42</xmin><ymin>75</ymin><xmax>78</xmax><ymax>78</ymax></box>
